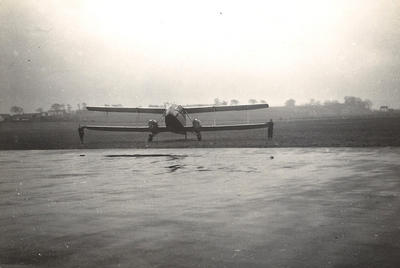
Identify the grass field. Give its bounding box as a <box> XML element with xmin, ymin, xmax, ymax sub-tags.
<box><xmin>1</xmin><ymin>115</ymin><xmax>399</xmax><ymax>150</ymax></box>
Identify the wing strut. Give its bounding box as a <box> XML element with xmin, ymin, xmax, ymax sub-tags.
<box><xmin>78</xmin><ymin>126</ymin><xmax>85</xmax><ymax>144</ymax></box>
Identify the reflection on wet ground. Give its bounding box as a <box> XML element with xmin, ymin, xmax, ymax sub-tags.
<box><xmin>104</xmin><ymin>153</ymin><xmax>189</xmax><ymax>172</ymax></box>
<box><xmin>105</xmin><ymin>154</ymin><xmax>188</xmax><ymax>158</ymax></box>
<box><xmin>1</xmin><ymin>148</ymin><xmax>400</xmax><ymax>267</ymax></box>
<box><xmin>166</xmin><ymin>164</ymin><xmax>184</xmax><ymax>172</ymax></box>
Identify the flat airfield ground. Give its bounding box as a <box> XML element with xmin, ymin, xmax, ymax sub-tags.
<box><xmin>0</xmin><ymin>116</ymin><xmax>400</xmax><ymax>149</ymax></box>
<box><xmin>1</xmin><ymin>115</ymin><xmax>400</xmax><ymax>267</ymax></box>
<box><xmin>0</xmin><ymin>148</ymin><xmax>400</xmax><ymax>267</ymax></box>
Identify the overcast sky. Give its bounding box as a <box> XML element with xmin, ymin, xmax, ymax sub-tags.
<box><xmin>1</xmin><ymin>0</ymin><xmax>399</xmax><ymax>113</ymax></box>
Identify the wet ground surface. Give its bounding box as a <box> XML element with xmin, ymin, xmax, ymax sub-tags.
<box><xmin>1</xmin><ymin>148</ymin><xmax>400</xmax><ymax>267</ymax></box>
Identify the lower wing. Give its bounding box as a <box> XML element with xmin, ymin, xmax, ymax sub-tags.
<box><xmin>80</xmin><ymin>122</ymin><xmax>269</xmax><ymax>133</ymax></box>
<box><xmin>78</xmin><ymin>125</ymin><xmax>169</xmax><ymax>143</ymax></box>
<box><xmin>184</xmin><ymin>122</ymin><xmax>269</xmax><ymax>132</ymax></box>
<box><xmin>79</xmin><ymin>125</ymin><xmax>168</xmax><ymax>132</ymax></box>
<box><xmin>78</xmin><ymin>123</ymin><xmax>269</xmax><ymax>143</ymax></box>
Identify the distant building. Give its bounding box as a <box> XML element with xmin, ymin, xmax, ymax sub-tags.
<box><xmin>47</xmin><ymin>109</ymin><xmax>66</xmax><ymax>117</ymax></box>
<box><xmin>0</xmin><ymin>114</ymin><xmax>11</xmax><ymax>122</ymax></box>
<box><xmin>379</xmin><ymin>106</ymin><xmax>389</xmax><ymax>112</ymax></box>
<box><xmin>11</xmin><ymin>113</ymin><xmax>43</xmax><ymax>121</ymax></box>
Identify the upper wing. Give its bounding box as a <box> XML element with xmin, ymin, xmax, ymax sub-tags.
<box><xmin>184</xmin><ymin>122</ymin><xmax>269</xmax><ymax>132</ymax></box>
<box><xmin>183</xmin><ymin>103</ymin><xmax>268</xmax><ymax>114</ymax></box>
<box><xmin>86</xmin><ymin>106</ymin><xmax>165</xmax><ymax>114</ymax></box>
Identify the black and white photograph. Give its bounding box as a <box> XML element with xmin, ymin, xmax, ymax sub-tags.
<box><xmin>1</xmin><ymin>0</ymin><xmax>400</xmax><ymax>267</ymax></box>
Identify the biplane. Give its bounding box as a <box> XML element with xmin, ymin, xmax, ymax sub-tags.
<box><xmin>78</xmin><ymin>103</ymin><xmax>269</xmax><ymax>143</ymax></box>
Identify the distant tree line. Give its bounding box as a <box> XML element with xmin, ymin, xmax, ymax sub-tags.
<box><xmin>4</xmin><ymin>96</ymin><xmax>386</xmax><ymax>123</ymax></box>
<box><xmin>282</xmin><ymin>96</ymin><xmax>375</xmax><ymax>116</ymax></box>
<box><xmin>10</xmin><ymin>106</ymin><xmax>24</xmax><ymax>115</ymax></box>
<box><xmin>213</xmin><ymin>98</ymin><xmax>267</xmax><ymax>106</ymax></box>
<box><xmin>5</xmin><ymin>102</ymin><xmax>93</xmax><ymax>122</ymax></box>
<box><xmin>284</xmin><ymin>96</ymin><xmax>372</xmax><ymax>110</ymax></box>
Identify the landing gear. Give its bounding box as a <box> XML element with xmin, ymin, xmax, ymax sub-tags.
<box><xmin>148</xmin><ymin>133</ymin><xmax>154</xmax><ymax>142</ymax></box>
<box><xmin>196</xmin><ymin>132</ymin><xmax>202</xmax><ymax>141</ymax></box>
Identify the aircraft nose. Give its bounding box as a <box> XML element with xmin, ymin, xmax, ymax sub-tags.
<box><xmin>166</xmin><ymin>106</ymin><xmax>177</xmax><ymax>116</ymax></box>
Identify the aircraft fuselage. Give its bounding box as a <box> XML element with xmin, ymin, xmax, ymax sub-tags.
<box><xmin>164</xmin><ymin>104</ymin><xmax>187</xmax><ymax>134</ymax></box>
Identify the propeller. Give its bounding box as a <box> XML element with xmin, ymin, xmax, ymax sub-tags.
<box><xmin>148</xmin><ymin>120</ymin><xmax>159</xmax><ymax>133</ymax></box>
<box><xmin>192</xmin><ymin>119</ymin><xmax>202</xmax><ymax>141</ymax></box>
<box><xmin>192</xmin><ymin>118</ymin><xmax>201</xmax><ymax>130</ymax></box>
<box><xmin>147</xmin><ymin>120</ymin><xmax>159</xmax><ymax>142</ymax></box>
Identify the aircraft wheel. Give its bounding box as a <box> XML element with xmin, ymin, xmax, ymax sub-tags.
<box><xmin>148</xmin><ymin>134</ymin><xmax>153</xmax><ymax>142</ymax></box>
<box><xmin>196</xmin><ymin>133</ymin><xmax>202</xmax><ymax>141</ymax></box>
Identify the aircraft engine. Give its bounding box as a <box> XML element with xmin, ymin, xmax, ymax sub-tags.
<box><xmin>148</xmin><ymin>120</ymin><xmax>159</xmax><ymax>133</ymax></box>
<box><xmin>192</xmin><ymin>119</ymin><xmax>202</xmax><ymax>131</ymax></box>
<box><xmin>192</xmin><ymin>119</ymin><xmax>202</xmax><ymax>141</ymax></box>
